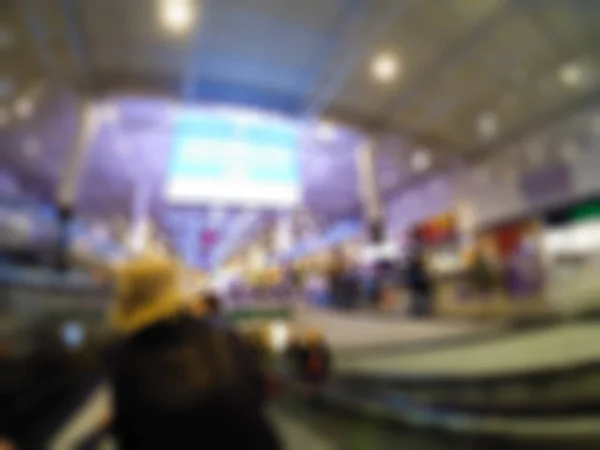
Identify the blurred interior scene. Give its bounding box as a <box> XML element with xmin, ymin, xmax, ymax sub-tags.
<box><xmin>2</xmin><ymin>0</ymin><xmax>600</xmax><ymax>448</ymax></box>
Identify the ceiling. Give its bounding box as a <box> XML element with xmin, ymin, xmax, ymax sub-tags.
<box><xmin>1</xmin><ymin>0</ymin><xmax>599</xmax><ymax>268</ymax></box>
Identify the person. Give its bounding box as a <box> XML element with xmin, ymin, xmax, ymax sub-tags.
<box><xmin>406</xmin><ymin>249</ymin><xmax>433</xmax><ymax>317</ymax></box>
<box><xmin>327</xmin><ymin>251</ymin><xmax>360</xmax><ymax>310</ymax></box>
<box><xmin>107</xmin><ymin>257</ymin><xmax>281</xmax><ymax>450</ymax></box>
<box><xmin>469</xmin><ymin>249</ymin><xmax>496</xmax><ymax>295</ymax></box>
<box><xmin>298</xmin><ymin>329</ymin><xmax>331</xmax><ymax>389</ymax></box>
<box><xmin>203</xmin><ymin>292</ymin><xmax>223</xmax><ymax>318</ymax></box>
<box><xmin>284</xmin><ymin>333</ymin><xmax>306</xmax><ymax>379</ymax></box>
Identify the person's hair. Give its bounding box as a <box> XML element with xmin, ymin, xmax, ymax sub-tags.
<box><xmin>204</xmin><ymin>293</ymin><xmax>222</xmax><ymax>315</ymax></box>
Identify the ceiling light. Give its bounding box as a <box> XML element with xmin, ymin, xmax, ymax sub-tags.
<box><xmin>559</xmin><ymin>62</ymin><xmax>584</xmax><ymax>88</ymax></box>
<box><xmin>371</xmin><ymin>52</ymin><xmax>399</xmax><ymax>83</ymax></box>
<box><xmin>0</xmin><ymin>108</ymin><xmax>9</xmax><ymax>126</ymax></box>
<box><xmin>14</xmin><ymin>96</ymin><xmax>33</xmax><ymax>119</ymax></box>
<box><xmin>411</xmin><ymin>149</ymin><xmax>431</xmax><ymax>172</ymax></box>
<box><xmin>159</xmin><ymin>0</ymin><xmax>195</xmax><ymax>34</ymax></box>
<box><xmin>476</xmin><ymin>111</ymin><xmax>498</xmax><ymax>140</ymax></box>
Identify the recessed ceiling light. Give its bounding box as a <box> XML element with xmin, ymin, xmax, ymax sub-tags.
<box><xmin>159</xmin><ymin>0</ymin><xmax>195</xmax><ymax>35</ymax></box>
<box><xmin>411</xmin><ymin>149</ymin><xmax>431</xmax><ymax>172</ymax></box>
<box><xmin>371</xmin><ymin>52</ymin><xmax>399</xmax><ymax>83</ymax></box>
<box><xmin>14</xmin><ymin>96</ymin><xmax>33</xmax><ymax>119</ymax></box>
<box><xmin>559</xmin><ymin>62</ymin><xmax>584</xmax><ymax>88</ymax></box>
<box><xmin>476</xmin><ymin>111</ymin><xmax>498</xmax><ymax>140</ymax></box>
<box><xmin>0</xmin><ymin>108</ymin><xmax>9</xmax><ymax>126</ymax></box>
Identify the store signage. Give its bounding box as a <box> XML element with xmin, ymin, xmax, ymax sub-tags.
<box><xmin>165</xmin><ymin>113</ymin><xmax>301</xmax><ymax>208</ymax></box>
<box><xmin>414</xmin><ymin>212</ymin><xmax>457</xmax><ymax>245</ymax></box>
<box><xmin>521</xmin><ymin>162</ymin><xmax>572</xmax><ymax>207</ymax></box>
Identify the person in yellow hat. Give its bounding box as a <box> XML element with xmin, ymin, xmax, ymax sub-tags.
<box><xmin>110</xmin><ymin>257</ymin><xmax>184</xmax><ymax>334</ymax></box>
<box><xmin>107</xmin><ymin>256</ymin><xmax>281</xmax><ymax>450</ymax></box>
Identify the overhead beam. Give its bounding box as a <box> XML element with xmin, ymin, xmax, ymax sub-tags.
<box><xmin>379</xmin><ymin>2</ymin><xmax>515</xmax><ymax>125</ymax></box>
<box><xmin>181</xmin><ymin>0</ymin><xmax>211</xmax><ymax>99</ymax></box>
<box><xmin>304</xmin><ymin>0</ymin><xmax>410</xmax><ymax>118</ymax></box>
<box><xmin>299</xmin><ymin>0</ymin><xmax>366</xmax><ymax>107</ymax></box>
<box><xmin>19</xmin><ymin>0</ymin><xmax>61</xmax><ymax>85</ymax></box>
<box><xmin>467</xmin><ymin>87</ymin><xmax>600</xmax><ymax>165</ymax></box>
<box><xmin>60</xmin><ymin>0</ymin><xmax>95</xmax><ymax>91</ymax></box>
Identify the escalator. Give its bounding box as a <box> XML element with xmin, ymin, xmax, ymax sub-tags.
<box><xmin>6</xmin><ymin>302</ymin><xmax>600</xmax><ymax>448</ymax></box>
<box><xmin>287</xmin><ymin>318</ymin><xmax>600</xmax><ymax>447</ymax></box>
<box><xmin>271</xmin><ymin>393</ymin><xmax>600</xmax><ymax>450</ymax></box>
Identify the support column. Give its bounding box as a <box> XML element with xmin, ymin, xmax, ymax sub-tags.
<box><xmin>128</xmin><ymin>179</ymin><xmax>151</xmax><ymax>255</ymax></box>
<box><xmin>356</xmin><ymin>140</ymin><xmax>384</xmax><ymax>243</ymax></box>
<box><xmin>55</xmin><ymin>99</ymin><xmax>97</xmax><ymax>271</ymax></box>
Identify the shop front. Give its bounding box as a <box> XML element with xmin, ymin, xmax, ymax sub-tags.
<box><xmin>541</xmin><ymin>197</ymin><xmax>600</xmax><ymax>313</ymax></box>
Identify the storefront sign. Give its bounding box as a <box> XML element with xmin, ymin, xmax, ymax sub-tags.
<box><xmin>414</xmin><ymin>212</ymin><xmax>457</xmax><ymax>245</ymax></box>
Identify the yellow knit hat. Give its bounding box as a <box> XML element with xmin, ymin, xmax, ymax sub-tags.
<box><xmin>111</xmin><ymin>256</ymin><xmax>183</xmax><ymax>334</ymax></box>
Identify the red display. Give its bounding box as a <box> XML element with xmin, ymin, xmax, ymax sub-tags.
<box><xmin>415</xmin><ymin>213</ymin><xmax>457</xmax><ymax>245</ymax></box>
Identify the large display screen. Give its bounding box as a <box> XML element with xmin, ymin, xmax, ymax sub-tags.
<box><xmin>165</xmin><ymin>113</ymin><xmax>301</xmax><ymax>208</ymax></box>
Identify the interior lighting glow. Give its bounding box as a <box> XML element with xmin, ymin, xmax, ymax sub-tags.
<box><xmin>159</xmin><ymin>0</ymin><xmax>195</xmax><ymax>35</ymax></box>
<box><xmin>476</xmin><ymin>111</ymin><xmax>498</xmax><ymax>140</ymax></box>
<box><xmin>315</xmin><ymin>120</ymin><xmax>337</xmax><ymax>142</ymax></box>
<box><xmin>14</xmin><ymin>96</ymin><xmax>33</xmax><ymax>119</ymax></box>
<box><xmin>269</xmin><ymin>321</ymin><xmax>289</xmax><ymax>352</ymax></box>
<box><xmin>411</xmin><ymin>149</ymin><xmax>431</xmax><ymax>172</ymax></box>
<box><xmin>559</xmin><ymin>62</ymin><xmax>584</xmax><ymax>88</ymax></box>
<box><xmin>62</xmin><ymin>322</ymin><xmax>86</xmax><ymax>350</ymax></box>
<box><xmin>371</xmin><ymin>52</ymin><xmax>399</xmax><ymax>83</ymax></box>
